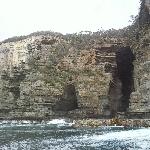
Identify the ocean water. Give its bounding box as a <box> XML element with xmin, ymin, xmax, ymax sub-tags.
<box><xmin>0</xmin><ymin>119</ymin><xmax>150</xmax><ymax>150</ymax></box>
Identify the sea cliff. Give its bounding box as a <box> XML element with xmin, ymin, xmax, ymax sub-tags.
<box><xmin>0</xmin><ymin>0</ymin><xmax>149</xmax><ymax>120</ymax></box>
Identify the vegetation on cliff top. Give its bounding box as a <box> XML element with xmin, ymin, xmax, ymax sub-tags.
<box><xmin>1</xmin><ymin>0</ymin><xmax>149</xmax><ymax>49</ymax></box>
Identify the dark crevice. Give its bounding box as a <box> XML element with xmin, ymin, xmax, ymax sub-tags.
<box><xmin>108</xmin><ymin>46</ymin><xmax>135</xmax><ymax>117</ymax></box>
<box><xmin>116</xmin><ymin>46</ymin><xmax>135</xmax><ymax>112</ymax></box>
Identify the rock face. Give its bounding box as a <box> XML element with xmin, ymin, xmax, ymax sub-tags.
<box><xmin>0</xmin><ymin>34</ymin><xmax>125</xmax><ymax>119</ymax></box>
<box><xmin>139</xmin><ymin>0</ymin><xmax>150</xmax><ymax>27</ymax></box>
<box><xmin>129</xmin><ymin>27</ymin><xmax>150</xmax><ymax>115</ymax></box>
<box><xmin>128</xmin><ymin>0</ymin><xmax>150</xmax><ymax>117</ymax></box>
<box><xmin>0</xmin><ymin>0</ymin><xmax>149</xmax><ymax>119</ymax></box>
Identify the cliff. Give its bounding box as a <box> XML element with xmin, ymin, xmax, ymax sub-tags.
<box><xmin>0</xmin><ymin>34</ymin><xmax>122</xmax><ymax>119</ymax></box>
<box><xmin>128</xmin><ymin>0</ymin><xmax>150</xmax><ymax>117</ymax></box>
<box><xmin>0</xmin><ymin>0</ymin><xmax>149</xmax><ymax>119</ymax></box>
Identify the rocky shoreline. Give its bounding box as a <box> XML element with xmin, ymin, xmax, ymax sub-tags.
<box><xmin>73</xmin><ymin>119</ymin><xmax>150</xmax><ymax>128</ymax></box>
<box><xmin>0</xmin><ymin>118</ymin><xmax>150</xmax><ymax>128</ymax></box>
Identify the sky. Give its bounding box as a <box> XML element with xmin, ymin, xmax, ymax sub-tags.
<box><xmin>0</xmin><ymin>0</ymin><xmax>140</xmax><ymax>41</ymax></box>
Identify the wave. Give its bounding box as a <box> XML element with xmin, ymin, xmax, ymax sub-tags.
<box><xmin>89</xmin><ymin>128</ymin><xmax>150</xmax><ymax>141</ymax></box>
<box><xmin>46</xmin><ymin>119</ymin><xmax>74</xmax><ymax>127</ymax></box>
<box><xmin>83</xmin><ymin>128</ymin><xmax>150</xmax><ymax>149</ymax></box>
<box><xmin>0</xmin><ymin>119</ymin><xmax>74</xmax><ymax>129</ymax></box>
<box><xmin>0</xmin><ymin>122</ymin><xmax>150</xmax><ymax>150</ymax></box>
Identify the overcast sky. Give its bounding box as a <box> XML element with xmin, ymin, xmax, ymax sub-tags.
<box><xmin>0</xmin><ymin>0</ymin><xmax>140</xmax><ymax>41</ymax></box>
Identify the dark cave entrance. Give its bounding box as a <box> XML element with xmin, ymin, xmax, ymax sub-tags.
<box><xmin>108</xmin><ymin>46</ymin><xmax>135</xmax><ymax>117</ymax></box>
<box><xmin>55</xmin><ymin>84</ymin><xmax>78</xmax><ymax>111</ymax></box>
<box><xmin>62</xmin><ymin>84</ymin><xmax>78</xmax><ymax>111</ymax></box>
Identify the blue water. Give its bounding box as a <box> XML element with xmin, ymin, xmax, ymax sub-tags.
<box><xmin>0</xmin><ymin>119</ymin><xmax>150</xmax><ymax>150</ymax></box>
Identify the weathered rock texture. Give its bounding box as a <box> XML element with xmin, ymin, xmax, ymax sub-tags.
<box><xmin>0</xmin><ymin>0</ymin><xmax>149</xmax><ymax>119</ymax></box>
<box><xmin>0</xmin><ymin>34</ymin><xmax>125</xmax><ymax>119</ymax></box>
<box><xmin>129</xmin><ymin>28</ymin><xmax>150</xmax><ymax>114</ymax></box>
<box><xmin>128</xmin><ymin>0</ymin><xmax>150</xmax><ymax>117</ymax></box>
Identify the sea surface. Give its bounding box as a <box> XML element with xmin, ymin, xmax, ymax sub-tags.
<box><xmin>0</xmin><ymin>119</ymin><xmax>150</xmax><ymax>150</ymax></box>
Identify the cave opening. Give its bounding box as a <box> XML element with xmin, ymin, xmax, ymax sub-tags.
<box><xmin>55</xmin><ymin>84</ymin><xmax>78</xmax><ymax>111</ymax></box>
<box><xmin>116</xmin><ymin>46</ymin><xmax>135</xmax><ymax>112</ymax></box>
<box><xmin>108</xmin><ymin>46</ymin><xmax>135</xmax><ymax>117</ymax></box>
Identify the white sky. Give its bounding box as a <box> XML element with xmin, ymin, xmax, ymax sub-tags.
<box><xmin>0</xmin><ymin>0</ymin><xmax>140</xmax><ymax>41</ymax></box>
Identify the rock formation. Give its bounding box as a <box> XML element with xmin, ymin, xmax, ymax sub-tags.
<box><xmin>128</xmin><ymin>0</ymin><xmax>150</xmax><ymax>118</ymax></box>
<box><xmin>0</xmin><ymin>0</ymin><xmax>149</xmax><ymax>119</ymax></box>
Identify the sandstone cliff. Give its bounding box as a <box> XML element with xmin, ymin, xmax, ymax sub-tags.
<box><xmin>0</xmin><ymin>0</ymin><xmax>149</xmax><ymax>119</ymax></box>
<box><xmin>0</xmin><ymin>34</ymin><xmax>122</xmax><ymax>119</ymax></box>
<box><xmin>128</xmin><ymin>0</ymin><xmax>150</xmax><ymax>118</ymax></box>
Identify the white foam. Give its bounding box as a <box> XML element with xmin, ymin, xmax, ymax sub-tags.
<box><xmin>47</xmin><ymin>119</ymin><xmax>67</xmax><ymax>124</ymax></box>
<box><xmin>89</xmin><ymin>128</ymin><xmax>150</xmax><ymax>141</ymax></box>
<box><xmin>46</xmin><ymin>119</ymin><xmax>74</xmax><ymax>127</ymax></box>
<box><xmin>1</xmin><ymin>127</ymin><xmax>150</xmax><ymax>150</ymax></box>
<box><xmin>82</xmin><ymin>128</ymin><xmax>150</xmax><ymax>149</ymax></box>
<box><xmin>1</xmin><ymin>120</ymin><xmax>10</xmax><ymax>124</ymax></box>
<box><xmin>0</xmin><ymin>120</ymin><xmax>35</xmax><ymax>128</ymax></box>
<box><xmin>21</xmin><ymin>120</ymin><xmax>31</xmax><ymax>124</ymax></box>
<box><xmin>37</xmin><ymin>128</ymin><xmax>150</xmax><ymax>149</ymax></box>
<box><xmin>0</xmin><ymin>119</ymin><xmax>75</xmax><ymax>128</ymax></box>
